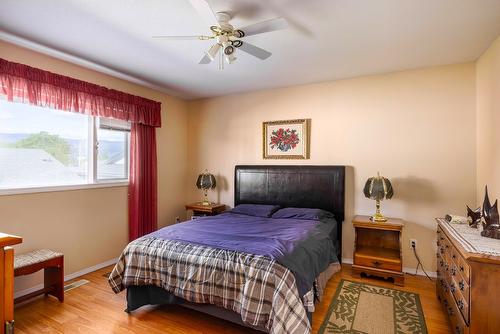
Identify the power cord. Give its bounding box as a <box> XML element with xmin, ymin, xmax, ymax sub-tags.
<box><xmin>410</xmin><ymin>244</ymin><xmax>433</xmax><ymax>281</ymax></box>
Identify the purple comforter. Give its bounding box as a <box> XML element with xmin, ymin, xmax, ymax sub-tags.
<box><xmin>149</xmin><ymin>212</ymin><xmax>338</xmax><ymax>296</ymax></box>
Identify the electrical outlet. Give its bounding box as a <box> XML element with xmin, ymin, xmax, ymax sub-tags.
<box><xmin>410</xmin><ymin>239</ymin><xmax>417</xmax><ymax>249</ymax></box>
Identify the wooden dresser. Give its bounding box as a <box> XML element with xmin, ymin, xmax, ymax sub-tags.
<box><xmin>436</xmin><ymin>218</ymin><xmax>500</xmax><ymax>334</ymax></box>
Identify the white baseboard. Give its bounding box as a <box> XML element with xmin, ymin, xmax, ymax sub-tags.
<box><xmin>341</xmin><ymin>258</ymin><xmax>437</xmax><ymax>278</ymax></box>
<box><xmin>14</xmin><ymin>257</ymin><xmax>118</xmax><ymax>299</ymax></box>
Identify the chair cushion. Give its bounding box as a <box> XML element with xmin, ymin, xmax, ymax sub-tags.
<box><xmin>14</xmin><ymin>249</ymin><xmax>63</xmax><ymax>270</ymax></box>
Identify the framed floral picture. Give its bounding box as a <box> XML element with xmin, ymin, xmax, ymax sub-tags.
<box><xmin>263</xmin><ymin>119</ymin><xmax>310</xmax><ymax>159</ymax></box>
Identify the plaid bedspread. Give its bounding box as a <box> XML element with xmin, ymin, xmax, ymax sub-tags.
<box><xmin>109</xmin><ymin>236</ymin><xmax>311</xmax><ymax>334</ymax></box>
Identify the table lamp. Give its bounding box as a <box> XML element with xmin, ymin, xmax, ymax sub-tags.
<box><xmin>363</xmin><ymin>172</ymin><xmax>394</xmax><ymax>222</ymax></box>
<box><xmin>196</xmin><ymin>170</ymin><xmax>216</xmax><ymax>206</ymax></box>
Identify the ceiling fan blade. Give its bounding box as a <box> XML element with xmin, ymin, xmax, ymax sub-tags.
<box><xmin>152</xmin><ymin>35</ymin><xmax>209</xmax><ymax>40</ymax></box>
<box><xmin>199</xmin><ymin>54</ymin><xmax>212</xmax><ymax>64</ymax></box>
<box><xmin>205</xmin><ymin>43</ymin><xmax>221</xmax><ymax>61</ymax></box>
<box><xmin>188</xmin><ymin>0</ymin><xmax>219</xmax><ymax>27</ymax></box>
<box><xmin>238</xmin><ymin>42</ymin><xmax>272</xmax><ymax>60</ymax></box>
<box><xmin>238</xmin><ymin>17</ymin><xmax>287</xmax><ymax>37</ymax></box>
<box><xmin>257</xmin><ymin>0</ymin><xmax>313</xmax><ymax>36</ymax></box>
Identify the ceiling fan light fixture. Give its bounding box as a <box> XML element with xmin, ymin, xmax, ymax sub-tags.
<box><xmin>224</xmin><ymin>45</ymin><xmax>234</xmax><ymax>55</ymax></box>
<box><xmin>225</xmin><ymin>54</ymin><xmax>237</xmax><ymax>64</ymax></box>
<box><xmin>231</xmin><ymin>40</ymin><xmax>243</xmax><ymax>48</ymax></box>
<box><xmin>210</xmin><ymin>26</ymin><xmax>221</xmax><ymax>33</ymax></box>
<box><xmin>233</xmin><ymin>29</ymin><xmax>245</xmax><ymax>38</ymax></box>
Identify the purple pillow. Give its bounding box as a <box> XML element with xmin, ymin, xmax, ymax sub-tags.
<box><xmin>230</xmin><ymin>204</ymin><xmax>280</xmax><ymax>218</ymax></box>
<box><xmin>271</xmin><ymin>207</ymin><xmax>334</xmax><ymax>220</ymax></box>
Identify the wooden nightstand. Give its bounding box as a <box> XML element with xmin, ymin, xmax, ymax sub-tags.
<box><xmin>351</xmin><ymin>215</ymin><xmax>404</xmax><ymax>286</ymax></box>
<box><xmin>185</xmin><ymin>202</ymin><xmax>226</xmax><ymax>218</ymax></box>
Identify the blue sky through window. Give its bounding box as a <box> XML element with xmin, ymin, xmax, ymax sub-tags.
<box><xmin>0</xmin><ymin>99</ymin><xmax>88</xmax><ymax>139</ymax></box>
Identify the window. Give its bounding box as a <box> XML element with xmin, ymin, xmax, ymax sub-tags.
<box><xmin>96</xmin><ymin>118</ymin><xmax>130</xmax><ymax>181</ymax></box>
<box><xmin>0</xmin><ymin>100</ymin><xmax>130</xmax><ymax>191</ymax></box>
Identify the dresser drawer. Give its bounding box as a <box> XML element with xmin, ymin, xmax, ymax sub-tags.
<box><xmin>450</xmin><ymin>274</ymin><xmax>470</xmax><ymax>324</ymax></box>
<box><xmin>449</xmin><ymin>260</ymin><xmax>470</xmax><ymax>304</ymax></box>
<box><xmin>438</xmin><ymin>277</ymin><xmax>466</xmax><ymax>333</ymax></box>
<box><xmin>438</xmin><ymin>227</ymin><xmax>471</xmax><ymax>283</ymax></box>
<box><xmin>455</xmin><ymin>253</ymin><xmax>470</xmax><ymax>284</ymax></box>
<box><xmin>354</xmin><ymin>254</ymin><xmax>401</xmax><ymax>272</ymax></box>
<box><xmin>446</xmin><ymin>284</ymin><xmax>468</xmax><ymax>334</ymax></box>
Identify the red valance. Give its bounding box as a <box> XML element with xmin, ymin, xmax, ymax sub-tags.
<box><xmin>0</xmin><ymin>58</ymin><xmax>161</xmax><ymax>127</ymax></box>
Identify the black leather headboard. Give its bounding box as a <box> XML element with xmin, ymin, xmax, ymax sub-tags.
<box><xmin>234</xmin><ymin>165</ymin><xmax>345</xmax><ymax>260</ymax></box>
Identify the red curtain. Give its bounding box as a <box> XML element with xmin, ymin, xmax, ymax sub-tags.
<box><xmin>0</xmin><ymin>58</ymin><xmax>160</xmax><ymax>240</ymax></box>
<box><xmin>128</xmin><ymin>123</ymin><xmax>158</xmax><ymax>240</ymax></box>
<box><xmin>0</xmin><ymin>58</ymin><xmax>161</xmax><ymax>127</ymax></box>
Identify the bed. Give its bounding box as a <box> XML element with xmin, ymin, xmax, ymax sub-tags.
<box><xmin>109</xmin><ymin>165</ymin><xmax>345</xmax><ymax>333</ymax></box>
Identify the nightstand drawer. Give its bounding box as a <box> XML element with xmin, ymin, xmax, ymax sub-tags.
<box><xmin>354</xmin><ymin>253</ymin><xmax>401</xmax><ymax>272</ymax></box>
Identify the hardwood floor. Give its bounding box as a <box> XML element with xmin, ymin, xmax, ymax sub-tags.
<box><xmin>14</xmin><ymin>265</ymin><xmax>451</xmax><ymax>333</ymax></box>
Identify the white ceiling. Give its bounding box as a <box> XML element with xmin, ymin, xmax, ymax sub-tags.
<box><xmin>1</xmin><ymin>0</ymin><xmax>500</xmax><ymax>99</ymax></box>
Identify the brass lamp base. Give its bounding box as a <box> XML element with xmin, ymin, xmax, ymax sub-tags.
<box><xmin>200</xmin><ymin>189</ymin><xmax>211</xmax><ymax>206</ymax></box>
<box><xmin>370</xmin><ymin>199</ymin><xmax>388</xmax><ymax>222</ymax></box>
<box><xmin>370</xmin><ymin>213</ymin><xmax>388</xmax><ymax>222</ymax></box>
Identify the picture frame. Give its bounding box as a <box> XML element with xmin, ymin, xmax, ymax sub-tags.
<box><xmin>262</xmin><ymin>119</ymin><xmax>310</xmax><ymax>159</ymax></box>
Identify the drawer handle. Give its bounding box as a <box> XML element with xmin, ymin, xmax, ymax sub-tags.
<box><xmin>451</xmin><ymin>268</ymin><xmax>457</xmax><ymax>276</ymax></box>
<box><xmin>459</xmin><ymin>280</ymin><xmax>465</xmax><ymax>291</ymax></box>
<box><xmin>458</xmin><ymin>300</ymin><xmax>464</xmax><ymax>310</ymax></box>
<box><xmin>450</xmin><ymin>284</ymin><xmax>456</xmax><ymax>293</ymax></box>
<box><xmin>452</xmin><ymin>254</ymin><xmax>456</xmax><ymax>259</ymax></box>
<box><xmin>448</xmin><ymin>307</ymin><xmax>453</xmax><ymax>315</ymax></box>
<box><xmin>460</xmin><ymin>265</ymin><xmax>464</xmax><ymax>272</ymax></box>
<box><xmin>455</xmin><ymin>326</ymin><xmax>461</xmax><ymax>334</ymax></box>
<box><xmin>372</xmin><ymin>261</ymin><xmax>382</xmax><ymax>267</ymax></box>
<box><xmin>440</xmin><ymin>247</ymin><xmax>444</xmax><ymax>254</ymax></box>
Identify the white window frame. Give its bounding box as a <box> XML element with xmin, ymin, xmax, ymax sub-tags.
<box><xmin>94</xmin><ymin>117</ymin><xmax>131</xmax><ymax>184</ymax></box>
<box><xmin>0</xmin><ymin>111</ymin><xmax>130</xmax><ymax>196</ymax></box>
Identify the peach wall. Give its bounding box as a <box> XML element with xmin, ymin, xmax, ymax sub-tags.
<box><xmin>0</xmin><ymin>40</ymin><xmax>189</xmax><ymax>292</ymax></box>
<box><xmin>476</xmin><ymin>36</ymin><xmax>500</xmax><ymax>205</ymax></box>
<box><xmin>0</xmin><ymin>37</ymin><xmax>482</xmax><ymax>294</ymax></box>
<box><xmin>187</xmin><ymin>63</ymin><xmax>477</xmax><ymax>272</ymax></box>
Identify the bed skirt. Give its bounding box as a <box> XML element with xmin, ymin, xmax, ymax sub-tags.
<box><xmin>125</xmin><ymin>262</ymin><xmax>340</xmax><ymax>332</ymax></box>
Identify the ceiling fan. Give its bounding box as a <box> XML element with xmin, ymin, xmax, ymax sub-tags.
<box><xmin>153</xmin><ymin>0</ymin><xmax>288</xmax><ymax>68</ymax></box>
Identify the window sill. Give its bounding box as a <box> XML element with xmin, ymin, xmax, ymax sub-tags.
<box><xmin>0</xmin><ymin>181</ymin><xmax>129</xmax><ymax>196</ymax></box>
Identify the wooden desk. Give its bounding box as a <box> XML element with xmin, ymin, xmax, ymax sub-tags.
<box><xmin>0</xmin><ymin>233</ymin><xmax>22</xmax><ymax>334</ymax></box>
<box><xmin>351</xmin><ymin>215</ymin><xmax>404</xmax><ymax>286</ymax></box>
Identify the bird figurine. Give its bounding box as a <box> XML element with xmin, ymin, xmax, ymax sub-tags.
<box><xmin>480</xmin><ymin>186</ymin><xmax>500</xmax><ymax>239</ymax></box>
<box><xmin>466</xmin><ymin>205</ymin><xmax>481</xmax><ymax>228</ymax></box>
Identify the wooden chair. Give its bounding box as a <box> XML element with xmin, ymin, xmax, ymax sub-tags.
<box><xmin>14</xmin><ymin>249</ymin><xmax>64</xmax><ymax>304</ymax></box>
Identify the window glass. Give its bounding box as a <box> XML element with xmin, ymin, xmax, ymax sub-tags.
<box><xmin>0</xmin><ymin>100</ymin><xmax>89</xmax><ymax>189</ymax></box>
<box><xmin>0</xmin><ymin>100</ymin><xmax>130</xmax><ymax>191</ymax></box>
<box><xmin>96</xmin><ymin>127</ymin><xmax>129</xmax><ymax>180</ymax></box>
